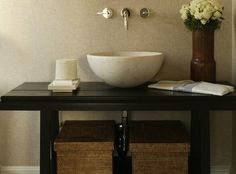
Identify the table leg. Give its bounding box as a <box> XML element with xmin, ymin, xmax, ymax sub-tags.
<box><xmin>190</xmin><ymin>110</ymin><xmax>210</xmax><ymax>174</ymax></box>
<box><xmin>40</xmin><ymin>110</ymin><xmax>59</xmax><ymax>174</ymax></box>
<box><xmin>50</xmin><ymin>111</ymin><xmax>59</xmax><ymax>174</ymax></box>
<box><xmin>40</xmin><ymin>110</ymin><xmax>51</xmax><ymax>174</ymax></box>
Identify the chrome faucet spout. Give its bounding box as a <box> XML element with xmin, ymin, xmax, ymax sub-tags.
<box><xmin>123</xmin><ymin>11</ymin><xmax>129</xmax><ymax>17</ymax></box>
<box><xmin>121</xmin><ymin>8</ymin><xmax>130</xmax><ymax>30</ymax></box>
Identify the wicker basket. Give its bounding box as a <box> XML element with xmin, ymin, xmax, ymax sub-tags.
<box><xmin>129</xmin><ymin>120</ymin><xmax>190</xmax><ymax>174</ymax></box>
<box><xmin>54</xmin><ymin>120</ymin><xmax>115</xmax><ymax>174</ymax></box>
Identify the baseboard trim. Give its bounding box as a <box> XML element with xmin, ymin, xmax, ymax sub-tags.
<box><xmin>0</xmin><ymin>165</ymin><xmax>231</xmax><ymax>174</ymax></box>
<box><xmin>0</xmin><ymin>166</ymin><xmax>39</xmax><ymax>174</ymax></box>
<box><xmin>211</xmin><ymin>165</ymin><xmax>231</xmax><ymax>174</ymax></box>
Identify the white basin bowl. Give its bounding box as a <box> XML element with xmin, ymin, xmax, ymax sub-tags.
<box><xmin>87</xmin><ymin>51</ymin><xmax>164</xmax><ymax>88</ymax></box>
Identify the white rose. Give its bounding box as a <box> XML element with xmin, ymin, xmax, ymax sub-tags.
<box><xmin>181</xmin><ymin>13</ymin><xmax>188</xmax><ymax>20</ymax></box>
<box><xmin>180</xmin><ymin>4</ymin><xmax>189</xmax><ymax>20</ymax></box>
<box><xmin>202</xmin><ymin>9</ymin><xmax>212</xmax><ymax>20</ymax></box>
<box><xmin>180</xmin><ymin>4</ymin><xmax>188</xmax><ymax>13</ymax></box>
<box><xmin>201</xmin><ymin>19</ymin><xmax>207</xmax><ymax>25</ymax></box>
<box><xmin>190</xmin><ymin>7</ymin><xmax>195</xmax><ymax>15</ymax></box>
<box><xmin>209</xmin><ymin>0</ymin><xmax>223</xmax><ymax>11</ymax></box>
<box><xmin>205</xmin><ymin>5</ymin><xmax>214</xmax><ymax>13</ymax></box>
<box><xmin>214</xmin><ymin>5</ymin><xmax>220</xmax><ymax>11</ymax></box>
<box><xmin>189</xmin><ymin>1</ymin><xmax>197</xmax><ymax>15</ymax></box>
<box><xmin>194</xmin><ymin>11</ymin><xmax>203</xmax><ymax>20</ymax></box>
<box><xmin>196</xmin><ymin>4</ymin><xmax>202</xmax><ymax>11</ymax></box>
<box><xmin>190</xmin><ymin>1</ymin><xmax>197</xmax><ymax>12</ymax></box>
<box><xmin>180</xmin><ymin>6</ymin><xmax>185</xmax><ymax>14</ymax></box>
<box><xmin>213</xmin><ymin>11</ymin><xmax>222</xmax><ymax>19</ymax></box>
<box><xmin>201</xmin><ymin>1</ymin><xmax>208</xmax><ymax>6</ymax></box>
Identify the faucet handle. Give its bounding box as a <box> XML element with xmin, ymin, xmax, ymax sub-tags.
<box><xmin>140</xmin><ymin>8</ymin><xmax>151</xmax><ymax>18</ymax></box>
<box><xmin>97</xmin><ymin>8</ymin><xmax>113</xmax><ymax>19</ymax></box>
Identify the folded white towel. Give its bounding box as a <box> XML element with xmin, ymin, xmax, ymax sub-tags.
<box><xmin>52</xmin><ymin>80</ymin><xmax>74</xmax><ymax>86</ymax></box>
<box><xmin>148</xmin><ymin>80</ymin><xmax>234</xmax><ymax>96</ymax></box>
<box><xmin>48</xmin><ymin>79</ymin><xmax>80</xmax><ymax>92</ymax></box>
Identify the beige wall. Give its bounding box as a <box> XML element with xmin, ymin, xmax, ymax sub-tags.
<box><xmin>0</xmin><ymin>0</ymin><xmax>233</xmax><ymax>166</ymax></box>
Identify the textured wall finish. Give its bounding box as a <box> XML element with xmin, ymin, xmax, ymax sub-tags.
<box><xmin>0</xmin><ymin>0</ymin><xmax>233</xmax><ymax>166</ymax></box>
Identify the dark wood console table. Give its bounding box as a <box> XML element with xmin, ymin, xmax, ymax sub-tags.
<box><xmin>1</xmin><ymin>82</ymin><xmax>236</xmax><ymax>174</ymax></box>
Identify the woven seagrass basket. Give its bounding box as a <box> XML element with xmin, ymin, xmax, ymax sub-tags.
<box><xmin>129</xmin><ymin>120</ymin><xmax>190</xmax><ymax>174</ymax></box>
<box><xmin>54</xmin><ymin>120</ymin><xmax>115</xmax><ymax>174</ymax></box>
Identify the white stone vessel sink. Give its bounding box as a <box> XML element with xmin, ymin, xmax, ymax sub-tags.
<box><xmin>87</xmin><ymin>51</ymin><xmax>164</xmax><ymax>88</ymax></box>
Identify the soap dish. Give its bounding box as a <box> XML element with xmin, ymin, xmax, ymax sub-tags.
<box><xmin>48</xmin><ymin>79</ymin><xmax>80</xmax><ymax>92</ymax></box>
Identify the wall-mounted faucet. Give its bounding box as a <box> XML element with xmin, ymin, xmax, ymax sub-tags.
<box><xmin>121</xmin><ymin>8</ymin><xmax>130</xmax><ymax>30</ymax></box>
<box><xmin>97</xmin><ymin>7</ymin><xmax>151</xmax><ymax>30</ymax></box>
<box><xmin>97</xmin><ymin>8</ymin><xmax>113</xmax><ymax>19</ymax></box>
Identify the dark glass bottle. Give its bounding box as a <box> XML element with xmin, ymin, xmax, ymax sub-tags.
<box><xmin>117</xmin><ymin>111</ymin><xmax>129</xmax><ymax>156</ymax></box>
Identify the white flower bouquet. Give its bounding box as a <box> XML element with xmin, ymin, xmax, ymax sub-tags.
<box><xmin>180</xmin><ymin>0</ymin><xmax>224</xmax><ymax>31</ymax></box>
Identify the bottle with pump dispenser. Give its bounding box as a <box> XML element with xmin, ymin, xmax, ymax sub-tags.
<box><xmin>117</xmin><ymin>111</ymin><xmax>129</xmax><ymax>156</ymax></box>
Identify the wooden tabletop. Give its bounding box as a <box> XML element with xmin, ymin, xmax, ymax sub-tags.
<box><xmin>1</xmin><ymin>82</ymin><xmax>236</xmax><ymax>111</ymax></box>
<box><xmin>2</xmin><ymin>82</ymin><xmax>236</xmax><ymax>100</ymax></box>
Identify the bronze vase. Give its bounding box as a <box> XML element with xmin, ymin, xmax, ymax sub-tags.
<box><xmin>191</xmin><ymin>30</ymin><xmax>216</xmax><ymax>82</ymax></box>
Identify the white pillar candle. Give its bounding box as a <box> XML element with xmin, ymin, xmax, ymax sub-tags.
<box><xmin>55</xmin><ymin>59</ymin><xmax>78</xmax><ymax>80</ymax></box>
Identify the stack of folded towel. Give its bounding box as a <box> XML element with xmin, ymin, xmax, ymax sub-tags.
<box><xmin>48</xmin><ymin>79</ymin><xmax>80</xmax><ymax>92</ymax></box>
<box><xmin>148</xmin><ymin>80</ymin><xmax>234</xmax><ymax>96</ymax></box>
<box><xmin>48</xmin><ymin>59</ymin><xmax>80</xmax><ymax>92</ymax></box>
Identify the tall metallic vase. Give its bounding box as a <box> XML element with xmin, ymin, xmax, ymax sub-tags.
<box><xmin>191</xmin><ymin>30</ymin><xmax>216</xmax><ymax>82</ymax></box>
